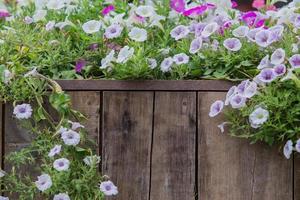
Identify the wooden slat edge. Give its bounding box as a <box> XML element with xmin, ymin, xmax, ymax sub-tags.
<box><xmin>56</xmin><ymin>80</ymin><xmax>234</xmax><ymax>91</ymax></box>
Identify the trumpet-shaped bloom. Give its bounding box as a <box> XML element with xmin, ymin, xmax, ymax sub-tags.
<box><xmin>160</xmin><ymin>57</ymin><xmax>174</xmax><ymax>72</ymax></box>
<box><xmin>249</xmin><ymin>107</ymin><xmax>269</xmax><ymax>128</ymax></box>
<box><xmin>147</xmin><ymin>58</ymin><xmax>157</xmax><ymax>69</ymax></box>
<box><xmin>170</xmin><ymin>0</ymin><xmax>185</xmax><ymax>13</ymax></box>
<box><xmin>47</xmin><ymin>0</ymin><xmax>64</xmax><ymax>10</ymax></box>
<box><xmin>45</xmin><ymin>21</ymin><xmax>55</xmax><ymax>31</ymax></box>
<box><xmin>82</xmin><ymin>20</ymin><xmax>101</xmax><ymax>34</ymax></box>
<box><xmin>173</xmin><ymin>53</ymin><xmax>189</xmax><ymax>65</ymax></box>
<box><xmin>257</xmin><ymin>55</ymin><xmax>270</xmax><ymax>69</ymax></box>
<box><xmin>209</xmin><ymin>100</ymin><xmax>224</xmax><ymax>117</ymax></box>
<box><xmin>116</xmin><ymin>46</ymin><xmax>134</xmax><ymax>63</ymax></box>
<box><xmin>99</xmin><ymin>181</ymin><xmax>118</xmax><ymax>196</ymax></box>
<box><xmin>61</xmin><ymin>130</ymin><xmax>80</xmax><ymax>146</ymax></box>
<box><xmin>100</xmin><ymin>50</ymin><xmax>115</xmax><ymax>69</ymax></box>
<box><xmin>232</xmin><ymin>26</ymin><xmax>249</xmax><ymax>38</ymax></box>
<box><xmin>237</xmin><ymin>80</ymin><xmax>258</xmax><ymax>98</ymax></box>
<box><xmin>83</xmin><ymin>155</ymin><xmax>101</xmax><ymax>166</ymax></box>
<box><xmin>170</xmin><ymin>25</ymin><xmax>190</xmax><ymax>40</ymax></box>
<box><xmin>230</xmin><ymin>94</ymin><xmax>246</xmax><ymax>109</ymax></box>
<box><xmin>13</xmin><ymin>104</ymin><xmax>32</xmax><ymax>119</ymax></box>
<box><xmin>202</xmin><ymin>22</ymin><xmax>219</xmax><ymax>38</ymax></box>
<box><xmin>271</xmin><ymin>48</ymin><xmax>285</xmax><ymax>65</ymax></box>
<box><xmin>53</xmin><ymin>158</ymin><xmax>70</xmax><ymax>171</ymax></box>
<box><xmin>295</xmin><ymin>139</ymin><xmax>300</xmax><ymax>153</ymax></box>
<box><xmin>273</xmin><ymin>64</ymin><xmax>286</xmax><ymax>76</ymax></box>
<box><xmin>48</xmin><ymin>145</ymin><xmax>62</xmax><ymax>157</ymax></box>
<box><xmin>102</xmin><ymin>5</ymin><xmax>115</xmax><ymax>16</ymax></box>
<box><xmin>255</xmin><ymin>30</ymin><xmax>271</xmax><ymax>47</ymax></box>
<box><xmin>223</xmin><ymin>38</ymin><xmax>242</xmax><ymax>51</ymax></box>
<box><xmin>289</xmin><ymin>54</ymin><xmax>300</xmax><ymax>68</ymax></box>
<box><xmin>189</xmin><ymin>37</ymin><xmax>202</xmax><ymax>54</ymax></box>
<box><xmin>35</xmin><ymin>174</ymin><xmax>52</xmax><ymax>192</ymax></box>
<box><xmin>53</xmin><ymin>193</ymin><xmax>70</xmax><ymax>200</ymax></box>
<box><xmin>105</xmin><ymin>24</ymin><xmax>123</xmax><ymax>39</ymax></box>
<box><xmin>257</xmin><ymin>68</ymin><xmax>276</xmax><ymax>83</ymax></box>
<box><xmin>135</xmin><ymin>5</ymin><xmax>155</xmax><ymax>18</ymax></box>
<box><xmin>128</xmin><ymin>27</ymin><xmax>147</xmax><ymax>42</ymax></box>
<box><xmin>283</xmin><ymin>140</ymin><xmax>293</xmax><ymax>159</ymax></box>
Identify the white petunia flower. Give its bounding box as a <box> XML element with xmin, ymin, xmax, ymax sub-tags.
<box><xmin>100</xmin><ymin>50</ymin><xmax>115</xmax><ymax>69</ymax></box>
<box><xmin>53</xmin><ymin>158</ymin><xmax>70</xmax><ymax>171</ymax></box>
<box><xmin>283</xmin><ymin>140</ymin><xmax>293</xmax><ymax>159</ymax></box>
<box><xmin>249</xmin><ymin>107</ymin><xmax>269</xmax><ymax>128</ymax></box>
<box><xmin>0</xmin><ymin>196</ymin><xmax>9</xmax><ymax>200</ymax></box>
<box><xmin>223</xmin><ymin>38</ymin><xmax>242</xmax><ymax>52</ymax></box>
<box><xmin>217</xmin><ymin>122</ymin><xmax>229</xmax><ymax>133</ymax></box>
<box><xmin>105</xmin><ymin>24</ymin><xmax>123</xmax><ymax>39</ymax></box>
<box><xmin>128</xmin><ymin>27</ymin><xmax>147</xmax><ymax>42</ymax></box>
<box><xmin>189</xmin><ymin>37</ymin><xmax>202</xmax><ymax>54</ymax></box>
<box><xmin>13</xmin><ymin>104</ymin><xmax>32</xmax><ymax>119</ymax></box>
<box><xmin>55</xmin><ymin>20</ymin><xmax>74</xmax><ymax>30</ymax></box>
<box><xmin>201</xmin><ymin>22</ymin><xmax>219</xmax><ymax>38</ymax></box>
<box><xmin>33</xmin><ymin>9</ymin><xmax>47</xmax><ymax>22</ymax></box>
<box><xmin>48</xmin><ymin>145</ymin><xmax>62</xmax><ymax>157</ymax></box>
<box><xmin>82</xmin><ymin>20</ymin><xmax>102</xmax><ymax>34</ymax></box>
<box><xmin>170</xmin><ymin>25</ymin><xmax>190</xmax><ymax>40</ymax></box>
<box><xmin>68</xmin><ymin>120</ymin><xmax>84</xmax><ymax>130</ymax></box>
<box><xmin>295</xmin><ymin>139</ymin><xmax>300</xmax><ymax>153</ymax></box>
<box><xmin>135</xmin><ymin>5</ymin><xmax>155</xmax><ymax>18</ymax></box>
<box><xmin>47</xmin><ymin>0</ymin><xmax>65</xmax><ymax>10</ymax></box>
<box><xmin>225</xmin><ymin>86</ymin><xmax>237</xmax><ymax>105</ymax></box>
<box><xmin>209</xmin><ymin>100</ymin><xmax>224</xmax><ymax>117</ymax></box>
<box><xmin>271</xmin><ymin>48</ymin><xmax>285</xmax><ymax>65</ymax></box>
<box><xmin>160</xmin><ymin>57</ymin><xmax>173</xmax><ymax>72</ymax></box>
<box><xmin>61</xmin><ymin>130</ymin><xmax>80</xmax><ymax>146</ymax></box>
<box><xmin>45</xmin><ymin>21</ymin><xmax>55</xmax><ymax>31</ymax></box>
<box><xmin>35</xmin><ymin>0</ymin><xmax>48</xmax><ymax>9</ymax></box>
<box><xmin>35</xmin><ymin>174</ymin><xmax>52</xmax><ymax>192</ymax></box>
<box><xmin>173</xmin><ymin>53</ymin><xmax>189</xmax><ymax>65</ymax></box>
<box><xmin>83</xmin><ymin>155</ymin><xmax>101</xmax><ymax>166</ymax></box>
<box><xmin>230</xmin><ymin>94</ymin><xmax>246</xmax><ymax>109</ymax></box>
<box><xmin>257</xmin><ymin>55</ymin><xmax>271</xmax><ymax>70</ymax></box>
<box><xmin>232</xmin><ymin>26</ymin><xmax>249</xmax><ymax>38</ymax></box>
<box><xmin>4</xmin><ymin>69</ymin><xmax>13</xmax><ymax>84</ymax></box>
<box><xmin>24</xmin><ymin>16</ymin><xmax>33</xmax><ymax>24</ymax></box>
<box><xmin>116</xmin><ymin>46</ymin><xmax>134</xmax><ymax>63</ymax></box>
<box><xmin>147</xmin><ymin>58</ymin><xmax>157</xmax><ymax>69</ymax></box>
<box><xmin>99</xmin><ymin>181</ymin><xmax>118</xmax><ymax>196</ymax></box>
<box><xmin>53</xmin><ymin>193</ymin><xmax>70</xmax><ymax>200</ymax></box>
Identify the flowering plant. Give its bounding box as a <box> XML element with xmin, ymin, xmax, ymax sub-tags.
<box><xmin>1</xmin><ymin>0</ymin><xmax>300</xmax><ymax>198</ymax></box>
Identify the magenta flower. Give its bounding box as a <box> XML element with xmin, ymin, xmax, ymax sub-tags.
<box><xmin>223</xmin><ymin>38</ymin><xmax>242</xmax><ymax>52</ymax></box>
<box><xmin>257</xmin><ymin>68</ymin><xmax>276</xmax><ymax>83</ymax></box>
<box><xmin>170</xmin><ymin>0</ymin><xmax>185</xmax><ymax>13</ymax></box>
<box><xmin>241</xmin><ymin>11</ymin><xmax>257</xmax><ymax>26</ymax></box>
<box><xmin>88</xmin><ymin>43</ymin><xmax>99</xmax><ymax>51</ymax></box>
<box><xmin>231</xmin><ymin>1</ymin><xmax>238</xmax><ymax>8</ymax></box>
<box><xmin>252</xmin><ymin>0</ymin><xmax>265</xmax><ymax>9</ymax></box>
<box><xmin>102</xmin><ymin>5</ymin><xmax>115</xmax><ymax>16</ymax></box>
<box><xmin>75</xmin><ymin>59</ymin><xmax>87</xmax><ymax>73</ymax></box>
<box><xmin>209</xmin><ymin>100</ymin><xmax>224</xmax><ymax>117</ymax></box>
<box><xmin>289</xmin><ymin>54</ymin><xmax>300</xmax><ymax>68</ymax></box>
<box><xmin>0</xmin><ymin>9</ymin><xmax>10</xmax><ymax>19</ymax></box>
<box><xmin>273</xmin><ymin>64</ymin><xmax>286</xmax><ymax>76</ymax></box>
<box><xmin>183</xmin><ymin>5</ymin><xmax>207</xmax><ymax>17</ymax></box>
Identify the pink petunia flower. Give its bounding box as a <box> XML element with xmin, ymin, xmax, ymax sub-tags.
<box><xmin>231</xmin><ymin>1</ymin><xmax>238</xmax><ymax>8</ymax></box>
<box><xmin>183</xmin><ymin>5</ymin><xmax>207</xmax><ymax>17</ymax></box>
<box><xmin>170</xmin><ymin>0</ymin><xmax>185</xmax><ymax>13</ymax></box>
<box><xmin>102</xmin><ymin>5</ymin><xmax>115</xmax><ymax>16</ymax></box>
<box><xmin>0</xmin><ymin>9</ymin><xmax>10</xmax><ymax>19</ymax></box>
<box><xmin>252</xmin><ymin>0</ymin><xmax>265</xmax><ymax>9</ymax></box>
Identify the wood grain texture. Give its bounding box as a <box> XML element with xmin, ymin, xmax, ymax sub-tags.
<box><xmin>68</xmin><ymin>91</ymin><xmax>101</xmax><ymax>153</ymax></box>
<box><xmin>102</xmin><ymin>92</ymin><xmax>153</xmax><ymax>200</ymax></box>
<box><xmin>294</xmin><ymin>154</ymin><xmax>300</xmax><ymax>200</ymax></box>
<box><xmin>150</xmin><ymin>92</ymin><xmax>196</xmax><ymax>200</ymax></box>
<box><xmin>198</xmin><ymin>92</ymin><xmax>293</xmax><ymax>200</ymax></box>
<box><xmin>57</xmin><ymin>80</ymin><xmax>233</xmax><ymax>91</ymax></box>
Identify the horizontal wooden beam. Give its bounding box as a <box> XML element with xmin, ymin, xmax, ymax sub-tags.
<box><xmin>56</xmin><ymin>80</ymin><xmax>234</xmax><ymax>91</ymax></box>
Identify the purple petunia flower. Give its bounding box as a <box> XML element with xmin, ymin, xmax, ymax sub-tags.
<box><xmin>289</xmin><ymin>54</ymin><xmax>300</xmax><ymax>68</ymax></box>
<box><xmin>193</xmin><ymin>23</ymin><xmax>206</xmax><ymax>37</ymax></box>
<box><xmin>232</xmin><ymin>26</ymin><xmax>249</xmax><ymax>38</ymax></box>
<box><xmin>13</xmin><ymin>104</ymin><xmax>33</xmax><ymax>119</ymax></box>
<box><xmin>229</xmin><ymin>94</ymin><xmax>246</xmax><ymax>109</ymax></box>
<box><xmin>173</xmin><ymin>53</ymin><xmax>189</xmax><ymax>65</ymax></box>
<box><xmin>201</xmin><ymin>22</ymin><xmax>219</xmax><ymax>38</ymax></box>
<box><xmin>88</xmin><ymin>43</ymin><xmax>99</xmax><ymax>51</ymax></box>
<box><xmin>255</xmin><ymin>30</ymin><xmax>271</xmax><ymax>47</ymax></box>
<box><xmin>104</xmin><ymin>24</ymin><xmax>123</xmax><ymax>39</ymax></box>
<box><xmin>75</xmin><ymin>59</ymin><xmax>87</xmax><ymax>73</ymax></box>
<box><xmin>268</xmin><ymin>25</ymin><xmax>284</xmax><ymax>44</ymax></box>
<box><xmin>189</xmin><ymin>37</ymin><xmax>202</xmax><ymax>54</ymax></box>
<box><xmin>100</xmin><ymin>181</ymin><xmax>118</xmax><ymax>196</ymax></box>
<box><xmin>48</xmin><ymin>145</ymin><xmax>62</xmax><ymax>158</ymax></box>
<box><xmin>223</xmin><ymin>38</ymin><xmax>242</xmax><ymax>52</ymax></box>
<box><xmin>283</xmin><ymin>140</ymin><xmax>293</xmax><ymax>159</ymax></box>
<box><xmin>225</xmin><ymin>86</ymin><xmax>237</xmax><ymax>105</ymax></box>
<box><xmin>273</xmin><ymin>64</ymin><xmax>286</xmax><ymax>76</ymax></box>
<box><xmin>257</xmin><ymin>55</ymin><xmax>270</xmax><ymax>70</ymax></box>
<box><xmin>160</xmin><ymin>57</ymin><xmax>174</xmax><ymax>72</ymax></box>
<box><xmin>170</xmin><ymin>0</ymin><xmax>185</xmax><ymax>13</ymax></box>
<box><xmin>271</xmin><ymin>48</ymin><xmax>285</xmax><ymax>65</ymax></box>
<box><xmin>295</xmin><ymin>139</ymin><xmax>300</xmax><ymax>153</ymax></box>
<box><xmin>247</xmin><ymin>28</ymin><xmax>262</xmax><ymax>42</ymax></box>
<box><xmin>237</xmin><ymin>80</ymin><xmax>258</xmax><ymax>98</ymax></box>
<box><xmin>209</xmin><ymin>100</ymin><xmax>224</xmax><ymax>117</ymax></box>
<box><xmin>53</xmin><ymin>158</ymin><xmax>70</xmax><ymax>171</ymax></box>
<box><xmin>257</xmin><ymin>68</ymin><xmax>276</xmax><ymax>83</ymax></box>
<box><xmin>183</xmin><ymin>5</ymin><xmax>208</xmax><ymax>17</ymax></box>
<box><xmin>170</xmin><ymin>25</ymin><xmax>190</xmax><ymax>40</ymax></box>
<box><xmin>102</xmin><ymin>5</ymin><xmax>115</xmax><ymax>16</ymax></box>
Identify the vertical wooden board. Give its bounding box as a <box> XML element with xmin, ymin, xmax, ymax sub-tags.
<box><xmin>294</xmin><ymin>154</ymin><xmax>300</xmax><ymax>200</ymax></box>
<box><xmin>150</xmin><ymin>92</ymin><xmax>196</xmax><ymax>200</ymax></box>
<box><xmin>198</xmin><ymin>92</ymin><xmax>293</xmax><ymax>200</ymax></box>
<box><xmin>0</xmin><ymin>104</ymin><xmax>2</xmax><ymax>169</ymax></box>
<box><xmin>68</xmin><ymin>91</ymin><xmax>101</xmax><ymax>152</ymax></box>
<box><xmin>102</xmin><ymin>92</ymin><xmax>153</xmax><ymax>200</ymax></box>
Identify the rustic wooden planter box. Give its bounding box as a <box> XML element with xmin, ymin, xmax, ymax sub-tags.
<box><xmin>1</xmin><ymin>80</ymin><xmax>298</xmax><ymax>200</ymax></box>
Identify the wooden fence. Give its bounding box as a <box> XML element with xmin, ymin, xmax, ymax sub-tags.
<box><xmin>1</xmin><ymin>80</ymin><xmax>299</xmax><ymax>200</ymax></box>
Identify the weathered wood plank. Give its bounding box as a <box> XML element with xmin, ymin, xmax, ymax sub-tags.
<box><xmin>198</xmin><ymin>92</ymin><xmax>293</xmax><ymax>200</ymax></box>
<box><xmin>68</xmin><ymin>91</ymin><xmax>101</xmax><ymax>153</ymax></box>
<box><xmin>294</xmin><ymin>154</ymin><xmax>300</xmax><ymax>200</ymax></box>
<box><xmin>102</xmin><ymin>92</ymin><xmax>153</xmax><ymax>200</ymax></box>
<box><xmin>57</xmin><ymin>80</ymin><xmax>233</xmax><ymax>91</ymax></box>
<box><xmin>150</xmin><ymin>92</ymin><xmax>196</xmax><ymax>200</ymax></box>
